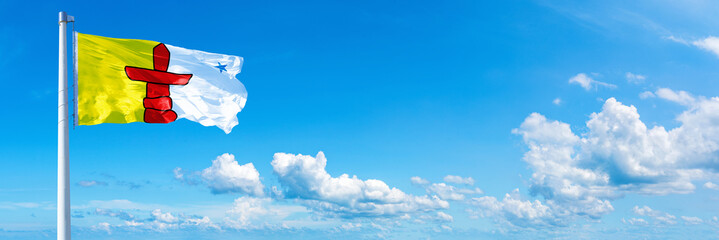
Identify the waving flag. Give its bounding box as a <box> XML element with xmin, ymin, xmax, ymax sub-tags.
<box><xmin>75</xmin><ymin>33</ymin><xmax>246</xmax><ymax>133</ymax></box>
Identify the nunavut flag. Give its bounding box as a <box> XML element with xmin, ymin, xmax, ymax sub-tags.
<box><xmin>75</xmin><ymin>33</ymin><xmax>247</xmax><ymax>133</ymax></box>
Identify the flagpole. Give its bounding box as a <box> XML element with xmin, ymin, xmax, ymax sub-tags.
<box><xmin>58</xmin><ymin>11</ymin><xmax>71</xmax><ymax>240</ymax></box>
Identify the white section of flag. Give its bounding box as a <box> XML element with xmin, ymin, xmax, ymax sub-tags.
<box><xmin>165</xmin><ymin>44</ymin><xmax>246</xmax><ymax>134</ymax></box>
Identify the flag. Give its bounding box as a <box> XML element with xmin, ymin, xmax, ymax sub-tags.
<box><xmin>75</xmin><ymin>33</ymin><xmax>247</xmax><ymax>133</ymax></box>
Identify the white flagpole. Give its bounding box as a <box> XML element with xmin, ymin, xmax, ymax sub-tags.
<box><xmin>58</xmin><ymin>11</ymin><xmax>71</xmax><ymax>240</ymax></box>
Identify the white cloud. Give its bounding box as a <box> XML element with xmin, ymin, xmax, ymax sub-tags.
<box><xmin>93</xmin><ymin>222</ymin><xmax>111</xmax><ymax>234</ymax></box>
<box><xmin>518</xmin><ymin>96</ymin><xmax>719</xmax><ymax>196</ymax></box>
<box><xmin>410</xmin><ymin>176</ymin><xmax>429</xmax><ymax>185</ymax></box>
<box><xmin>436</xmin><ymin>211</ymin><xmax>454</xmax><ymax>222</ymax></box>
<box><xmin>470</xmin><ymin>189</ymin><xmax>560</xmax><ymax>228</ymax></box>
<box><xmin>124</xmin><ymin>220</ymin><xmax>144</xmax><ymax>227</ymax></box>
<box><xmin>173</xmin><ymin>167</ymin><xmax>185</xmax><ymax>181</ymax></box>
<box><xmin>655</xmin><ymin>216</ymin><xmax>678</xmax><ymax>225</ymax></box>
<box><xmin>569</xmin><ymin>73</ymin><xmax>616</xmax><ymax>91</ymax></box>
<box><xmin>703</xmin><ymin>182</ymin><xmax>719</xmax><ymax>190</ymax></box>
<box><xmin>77</xmin><ymin>180</ymin><xmax>107</xmax><ymax>187</ymax></box>
<box><xmin>419</xmin><ymin>211</ymin><xmax>454</xmax><ymax>222</ymax></box>
<box><xmin>424</xmin><ymin>183</ymin><xmax>483</xmax><ymax>201</ymax></box>
<box><xmin>489</xmin><ymin>93</ymin><xmax>719</xmax><ymax>227</ymax></box>
<box><xmin>553</xmin><ymin>98</ymin><xmax>561</xmax><ymax>105</ymax></box>
<box><xmin>426</xmin><ymin>183</ymin><xmax>466</xmax><ymax>201</ymax></box>
<box><xmin>339</xmin><ymin>222</ymin><xmax>362</xmax><ymax>231</ymax></box>
<box><xmin>88</xmin><ymin>206</ymin><xmax>220</xmax><ymax>232</ymax></box>
<box><xmin>626</xmin><ymin>72</ymin><xmax>646</xmax><ymax>84</ymax></box>
<box><xmin>201</xmin><ymin>153</ymin><xmax>265</xmax><ymax>196</ymax></box>
<box><xmin>440</xmin><ymin>225</ymin><xmax>452</xmax><ymax>231</ymax></box>
<box><xmin>224</xmin><ymin>196</ymin><xmax>271</xmax><ymax>229</ymax></box>
<box><xmin>184</xmin><ymin>216</ymin><xmax>219</xmax><ymax>229</ymax></box>
<box><xmin>681</xmin><ymin>216</ymin><xmax>703</xmax><ymax>225</ymax></box>
<box><xmin>151</xmin><ymin>209</ymin><xmax>178</xmax><ymax>223</ymax></box>
<box><xmin>639</xmin><ymin>91</ymin><xmax>655</xmax><ymax>99</ymax></box>
<box><xmin>622</xmin><ymin>217</ymin><xmax>648</xmax><ymax>226</ymax></box>
<box><xmin>655</xmin><ymin>88</ymin><xmax>696</xmax><ymax>106</ymax></box>
<box><xmin>93</xmin><ymin>208</ymin><xmax>135</xmax><ymax>221</ymax></box>
<box><xmin>666</xmin><ymin>35</ymin><xmax>689</xmax><ymax>45</ymax></box>
<box><xmin>669</xmin><ymin>36</ymin><xmax>719</xmax><ymax>58</ymax></box>
<box><xmin>710</xmin><ymin>216</ymin><xmax>719</xmax><ymax>227</ymax></box>
<box><xmin>443</xmin><ymin>175</ymin><xmax>474</xmax><ymax>185</ymax></box>
<box><xmin>632</xmin><ymin>206</ymin><xmax>677</xmax><ymax>225</ymax></box>
<box><xmin>693</xmin><ymin>36</ymin><xmax>719</xmax><ymax>58</ymax></box>
<box><xmin>223</xmin><ymin>196</ymin><xmax>308</xmax><ymax>230</ymax></box>
<box><xmin>147</xmin><ymin>211</ymin><xmax>219</xmax><ymax>231</ymax></box>
<box><xmin>271</xmin><ymin>152</ymin><xmax>449</xmax><ymax>218</ymax></box>
<box><xmin>631</xmin><ymin>205</ymin><xmax>653</xmax><ymax>216</ymax></box>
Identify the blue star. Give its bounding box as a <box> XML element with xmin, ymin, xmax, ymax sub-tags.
<box><xmin>214</xmin><ymin>62</ymin><xmax>227</xmax><ymax>73</ymax></box>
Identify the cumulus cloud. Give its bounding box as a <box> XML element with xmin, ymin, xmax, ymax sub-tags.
<box><xmin>443</xmin><ymin>175</ymin><xmax>475</xmax><ymax>185</ymax></box>
<box><xmin>93</xmin><ymin>222</ymin><xmax>111</xmax><ymax>234</ymax></box>
<box><xmin>271</xmin><ymin>152</ymin><xmax>449</xmax><ymax>218</ymax></box>
<box><xmin>568</xmin><ymin>73</ymin><xmax>616</xmax><ymax>91</ymax></box>
<box><xmin>435</xmin><ymin>211</ymin><xmax>454</xmax><ymax>222</ymax></box>
<box><xmin>469</xmin><ymin>189</ymin><xmax>560</xmax><ymax>228</ymax></box>
<box><xmin>151</xmin><ymin>209</ymin><xmax>178</xmax><ymax>223</ymax></box>
<box><xmin>626</xmin><ymin>72</ymin><xmax>646</xmax><ymax>84</ymax></box>
<box><xmin>693</xmin><ymin>36</ymin><xmax>719</xmax><ymax>58</ymax></box>
<box><xmin>478</xmin><ymin>92</ymin><xmax>719</xmax><ymax>227</ymax></box>
<box><xmin>553</xmin><ymin>98</ymin><xmax>561</xmax><ymax>105</ymax></box>
<box><xmin>424</xmin><ymin>183</ymin><xmax>483</xmax><ymax>201</ymax></box>
<box><xmin>224</xmin><ymin>196</ymin><xmax>271</xmax><ymax>229</ymax></box>
<box><xmin>201</xmin><ymin>153</ymin><xmax>265</xmax><ymax>196</ymax></box>
<box><xmin>632</xmin><ymin>206</ymin><xmax>677</xmax><ymax>225</ymax></box>
<box><xmin>410</xmin><ymin>176</ymin><xmax>429</xmax><ymax>185</ymax></box>
<box><xmin>223</xmin><ymin>196</ymin><xmax>308</xmax><ymax>230</ymax></box>
<box><xmin>703</xmin><ymin>182</ymin><xmax>719</xmax><ymax>190</ymax></box>
<box><xmin>520</xmin><ymin>96</ymin><xmax>719</xmax><ymax>194</ymax></box>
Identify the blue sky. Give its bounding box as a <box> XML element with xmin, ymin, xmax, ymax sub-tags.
<box><xmin>2</xmin><ymin>0</ymin><xmax>719</xmax><ymax>239</ymax></box>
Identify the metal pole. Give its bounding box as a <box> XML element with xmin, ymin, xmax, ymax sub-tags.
<box><xmin>58</xmin><ymin>11</ymin><xmax>71</xmax><ymax>240</ymax></box>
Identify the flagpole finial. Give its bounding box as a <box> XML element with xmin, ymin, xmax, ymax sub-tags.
<box><xmin>59</xmin><ymin>11</ymin><xmax>74</xmax><ymax>23</ymax></box>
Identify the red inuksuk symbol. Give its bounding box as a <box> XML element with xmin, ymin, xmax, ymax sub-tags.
<box><xmin>125</xmin><ymin>43</ymin><xmax>192</xmax><ymax>123</ymax></box>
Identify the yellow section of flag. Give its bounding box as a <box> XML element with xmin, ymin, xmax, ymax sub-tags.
<box><xmin>76</xmin><ymin>33</ymin><xmax>158</xmax><ymax>125</ymax></box>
